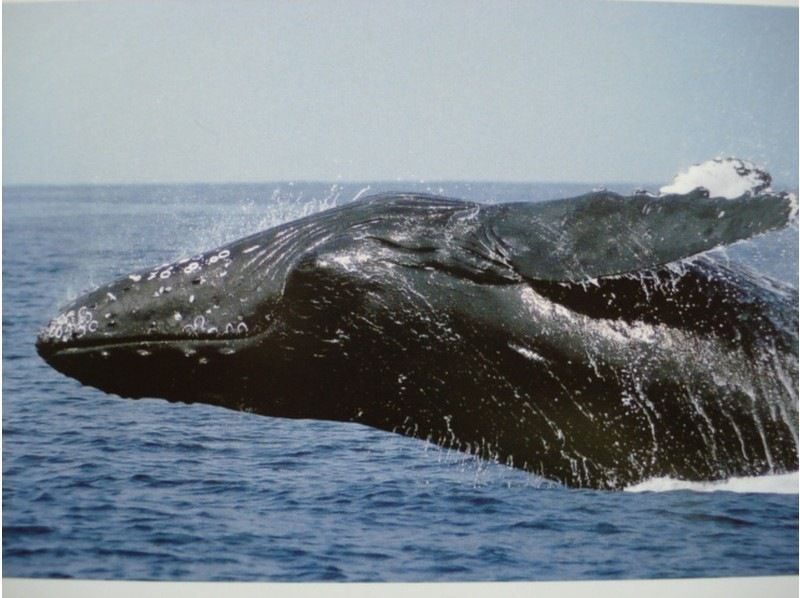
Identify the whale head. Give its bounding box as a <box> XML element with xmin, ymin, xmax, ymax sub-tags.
<box><xmin>35</xmin><ymin>236</ymin><xmax>287</xmax><ymax>408</ymax></box>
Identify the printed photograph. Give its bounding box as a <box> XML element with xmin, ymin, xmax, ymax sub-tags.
<box><xmin>3</xmin><ymin>0</ymin><xmax>798</xmax><ymax>583</ymax></box>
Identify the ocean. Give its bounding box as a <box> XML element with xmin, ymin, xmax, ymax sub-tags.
<box><xmin>3</xmin><ymin>182</ymin><xmax>798</xmax><ymax>581</ymax></box>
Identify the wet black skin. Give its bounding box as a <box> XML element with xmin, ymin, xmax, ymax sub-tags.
<box><xmin>36</xmin><ymin>192</ymin><xmax>799</xmax><ymax>489</ymax></box>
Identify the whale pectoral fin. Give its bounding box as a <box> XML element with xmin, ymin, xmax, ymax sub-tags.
<box><xmin>488</xmin><ymin>190</ymin><xmax>796</xmax><ymax>283</ymax></box>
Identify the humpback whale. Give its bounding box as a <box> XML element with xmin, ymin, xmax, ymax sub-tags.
<box><xmin>36</xmin><ymin>187</ymin><xmax>798</xmax><ymax>489</ymax></box>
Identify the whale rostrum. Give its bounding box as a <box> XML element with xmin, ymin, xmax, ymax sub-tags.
<box><xmin>36</xmin><ymin>190</ymin><xmax>799</xmax><ymax>489</ymax></box>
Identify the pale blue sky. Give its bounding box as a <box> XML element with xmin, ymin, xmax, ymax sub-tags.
<box><xmin>3</xmin><ymin>0</ymin><xmax>797</xmax><ymax>185</ymax></box>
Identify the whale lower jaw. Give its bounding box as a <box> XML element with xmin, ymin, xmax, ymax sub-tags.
<box><xmin>36</xmin><ymin>335</ymin><xmax>262</xmax><ymax>403</ymax></box>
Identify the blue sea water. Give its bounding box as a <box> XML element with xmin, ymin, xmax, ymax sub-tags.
<box><xmin>3</xmin><ymin>182</ymin><xmax>798</xmax><ymax>581</ymax></box>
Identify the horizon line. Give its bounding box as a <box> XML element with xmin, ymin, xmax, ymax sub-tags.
<box><xmin>0</xmin><ymin>178</ymin><xmax>682</xmax><ymax>189</ymax></box>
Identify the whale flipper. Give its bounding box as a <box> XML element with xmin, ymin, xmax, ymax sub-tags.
<box><xmin>488</xmin><ymin>190</ymin><xmax>796</xmax><ymax>283</ymax></box>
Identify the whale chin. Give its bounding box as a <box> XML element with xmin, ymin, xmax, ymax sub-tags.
<box><xmin>37</xmin><ymin>338</ymin><xmax>187</xmax><ymax>401</ymax></box>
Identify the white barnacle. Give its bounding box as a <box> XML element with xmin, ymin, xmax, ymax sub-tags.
<box><xmin>136</xmin><ymin>349</ymin><xmax>151</xmax><ymax>357</ymax></box>
<box><xmin>159</xmin><ymin>269</ymin><xmax>172</xmax><ymax>279</ymax></box>
<box><xmin>509</xmin><ymin>343</ymin><xmax>547</xmax><ymax>363</ymax></box>
<box><xmin>237</xmin><ymin>322</ymin><xmax>249</xmax><ymax>334</ymax></box>
<box><xmin>107</xmin><ymin>292</ymin><xmax>117</xmax><ymax>302</ymax></box>
<box><xmin>218</xmin><ymin>249</ymin><xmax>231</xmax><ymax>259</ymax></box>
<box><xmin>242</xmin><ymin>245</ymin><xmax>260</xmax><ymax>254</ymax></box>
<box><xmin>209</xmin><ymin>255</ymin><xmax>219</xmax><ymax>264</ymax></box>
<box><xmin>173</xmin><ymin>312</ymin><xmax>183</xmax><ymax>322</ymax></box>
<box><xmin>189</xmin><ymin>294</ymin><xmax>195</xmax><ymax>303</ymax></box>
<box><xmin>184</xmin><ymin>262</ymin><xmax>200</xmax><ymax>274</ymax></box>
<box><xmin>129</xmin><ymin>274</ymin><xmax>142</xmax><ymax>282</ymax></box>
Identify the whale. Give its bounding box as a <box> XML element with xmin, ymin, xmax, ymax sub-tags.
<box><xmin>36</xmin><ymin>189</ymin><xmax>799</xmax><ymax>489</ymax></box>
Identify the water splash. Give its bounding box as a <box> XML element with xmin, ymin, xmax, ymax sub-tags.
<box><xmin>660</xmin><ymin>157</ymin><xmax>772</xmax><ymax>198</ymax></box>
<box><xmin>625</xmin><ymin>471</ymin><xmax>798</xmax><ymax>494</ymax></box>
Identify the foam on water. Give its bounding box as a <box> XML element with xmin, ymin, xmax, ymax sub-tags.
<box><xmin>625</xmin><ymin>471</ymin><xmax>799</xmax><ymax>494</ymax></box>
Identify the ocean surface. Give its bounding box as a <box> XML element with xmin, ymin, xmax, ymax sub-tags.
<box><xmin>3</xmin><ymin>182</ymin><xmax>798</xmax><ymax>581</ymax></box>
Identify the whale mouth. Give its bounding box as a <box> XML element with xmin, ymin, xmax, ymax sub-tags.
<box><xmin>36</xmin><ymin>328</ymin><xmax>251</xmax><ymax>356</ymax></box>
<box><xmin>36</xmin><ymin>334</ymin><xmax>246</xmax><ymax>360</ymax></box>
<box><xmin>35</xmin><ymin>330</ymin><xmax>259</xmax><ymax>402</ymax></box>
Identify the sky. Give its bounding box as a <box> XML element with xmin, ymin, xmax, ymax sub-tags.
<box><xmin>3</xmin><ymin>0</ymin><xmax>798</xmax><ymax>185</ymax></box>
